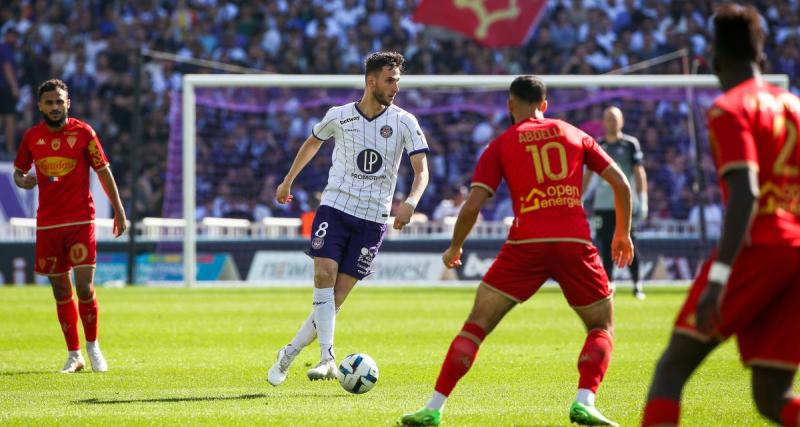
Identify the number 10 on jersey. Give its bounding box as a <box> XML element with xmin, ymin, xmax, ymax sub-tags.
<box><xmin>526</xmin><ymin>141</ymin><xmax>568</xmax><ymax>183</ymax></box>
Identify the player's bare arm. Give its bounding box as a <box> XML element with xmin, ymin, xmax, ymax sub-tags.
<box><xmin>276</xmin><ymin>135</ymin><xmax>325</xmax><ymax>204</ymax></box>
<box><xmin>442</xmin><ymin>187</ymin><xmax>491</xmax><ymax>268</ymax></box>
<box><xmin>13</xmin><ymin>169</ymin><xmax>37</xmax><ymax>190</ymax></box>
<box><xmin>393</xmin><ymin>153</ymin><xmax>429</xmax><ymax>230</ymax></box>
<box><xmin>695</xmin><ymin>167</ymin><xmax>758</xmax><ymax>335</ymax></box>
<box><xmin>599</xmin><ymin>163</ymin><xmax>633</xmax><ymax>267</ymax></box>
<box><xmin>96</xmin><ymin>167</ymin><xmax>127</xmax><ymax>237</ymax></box>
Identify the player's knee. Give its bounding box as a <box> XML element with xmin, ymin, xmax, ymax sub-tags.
<box><xmin>75</xmin><ymin>286</ymin><xmax>94</xmax><ymax>301</ymax></box>
<box><xmin>751</xmin><ymin>369</ymin><xmax>792</xmax><ymax>423</ymax></box>
<box><xmin>314</xmin><ymin>269</ymin><xmax>336</xmax><ymax>287</ymax></box>
<box><xmin>752</xmin><ymin>390</ymin><xmax>782</xmax><ymax>422</ymax></box>
<box><xmin>51</xmin><ymin>287</ymin><xmax>71</xmax><ymax>301</ymax></box>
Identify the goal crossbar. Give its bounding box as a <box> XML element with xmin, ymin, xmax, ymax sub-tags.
<box><xmin>181</xmin><ymin>73</ymin><xmax>789</xmax><ymax>287</ymax></box>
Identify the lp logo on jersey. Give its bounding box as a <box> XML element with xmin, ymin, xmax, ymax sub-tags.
<box><xmin>357</xmin><ymin>149</ymin><xmax>383</xmax><ymax>174</ymax></box>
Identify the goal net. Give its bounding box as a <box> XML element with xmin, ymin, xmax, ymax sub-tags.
<box><xmin>159</xmin><ymin>74</ymin><xmax>789</xmax><ymax>287</ymax></box>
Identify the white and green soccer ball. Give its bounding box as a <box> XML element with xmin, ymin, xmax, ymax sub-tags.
<box><xmin>338</xmin><ymin>353</ymin><xmax>379</xmax><ymax>394</ymax></box>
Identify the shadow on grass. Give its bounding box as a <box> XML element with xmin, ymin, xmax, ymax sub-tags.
<box><xmin>0</xmin><ymin>370</ymin><xmax>54</xmax><ymax>376</ymax></box>
<box><xmin>75</xmin><ymin>393</ymin><xmax>268</xmax><ymax>405</ymax></box>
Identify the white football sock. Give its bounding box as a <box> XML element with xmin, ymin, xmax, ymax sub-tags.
<box><xmin>289</xmin><ymin>310</ymin><xmax>317</xmax><ymax>350</ymax></box>
<box><xmin>425</xmin><ymin>391</ymin><xmax>447</xmax><ymax>411</ymax></box>
<box><xmin>576</xmin><ymin>388</ymin><xmax>596</xmax><ymax>406</ymax></box>
<box><xmin>313</xmin><ymin>287</ymin><xmax>335</xmax><ymax>361</ymax></box>
<box><xmin>68</xmin><ymin>350</ymin><xmax>81</xmax><ymax>358</ymax></box>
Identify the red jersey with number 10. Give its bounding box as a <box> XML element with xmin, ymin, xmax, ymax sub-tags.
<box><xmin>472</xmin><ymin>117</ymin><xmax>614</xmax><ymax>243</ymax></box>
<box><xmin>707</xmin><ymin>78</ymin><xmax>800</xmax><ymax>246</ymax></box>
<box><xmin>14</xmin><ymin>118</ymin><xmax>109</xmax><ymax>228</ymax></box>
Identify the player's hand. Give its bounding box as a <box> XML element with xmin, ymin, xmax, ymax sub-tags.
<box><xmin>275</xmin><ymin>180</ymin><xmax>294</xmax><ymax>204</ymax></box>
<box><xmin>20</xmin><ymin>173</ymin><xmax>37</xmax><ymax>190</ymax></box>
<box><xmin>442</xmin><ymin>245</ymin><xmax>463</xmax><ymax>269</ymax></box>
<box><xmin>393</xmin><ymin>203</ymin><xmax>414</xmax><ymax>230</ymax></box>
<box><xmin>611</xmin><ymin>231</ymin><xmax>634</xmax><ymax>267</ymax></box>
<box><xmin>696</xmin><ymin>281</ymin><xmax>724</xmax><ymax>336</ymax></box>
<box><xmin>113</xmin><ymin>212</ymin><xmax>127</xmax><ymax>237</ymax></box>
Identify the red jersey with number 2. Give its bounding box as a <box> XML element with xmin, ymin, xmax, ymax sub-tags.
<box><xmin>707</xmin><ymin>78</ymin><xmax>800</xmax><ymax>246</ymax></box>
<box><xmin>14</xmin><ymin>118</ymin><xmax>109</xmax><ymax>228</ymax></box>
<box><xmin>472</xmin><ymin>117</ymin><xmax>613</xmax><ymax>243</ymax></box>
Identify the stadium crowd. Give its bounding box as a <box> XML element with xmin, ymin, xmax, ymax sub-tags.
<box><xmin>0</xmin><ymin>0</ymin><xmax>798</xmax><ymax>224</ymax></box>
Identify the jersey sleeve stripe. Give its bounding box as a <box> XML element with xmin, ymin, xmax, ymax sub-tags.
<box><xmin>94</xmin><ymin>164</ymin><xmax>110</xmax><ymax>172</ymax></box>
<box><xmin>311</xmin><ymin>129</ymin><xmax>326</xmax><ymax>141</ymax></box>
<box><xmin>408</xmin><ymin>148</ymin><xmax>429</xmax><ymax>156</ymax></box>
<box><xmin>471</xmin><ymin>182</ymin><xmax>496</xmax><ymax>197</ymax></box>
<box><xmin>718</xmin><ymin>161</ymin><xmax>759</xmax><ymax>177</ymax></box>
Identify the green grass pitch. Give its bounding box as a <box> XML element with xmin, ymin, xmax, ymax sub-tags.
<box><xmin>0</xmin><ymin>286</ymin><xmax>793</xmax><ymax>426</ymax></box>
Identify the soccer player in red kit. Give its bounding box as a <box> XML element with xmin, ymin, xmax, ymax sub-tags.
<box><xmin>642</xmin><ymin>4</ymin><xmax>800</xmax><ymax>426</ymax></box>
<box><xmin>401</xmin><ymin>75</ymin><xmax>633</xmax><ymax>426</ymax></box>
<box><xmin>13</xmin><ymin>79</ymin><xmax>127</xmax><ymax>373</ymax></box>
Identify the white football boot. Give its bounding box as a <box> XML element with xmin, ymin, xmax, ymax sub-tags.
<box><xmin>306</xmin><ymin>358</ymin><xmax>338</xmax><ymax>381</ymax></box>
<box><xmin>60</xmin><ymin>351</ymin><xmax>85</xmax><ymax>373</ymax></box>
<box><xmin>87</xmin><ymin>341</ymin><xmax>108</xmax><ymax>372</ymax></box>
<box><xmin>267</xmin><ymin>345</ymin><xmax>299</xmax><ymax>386</ymax></box>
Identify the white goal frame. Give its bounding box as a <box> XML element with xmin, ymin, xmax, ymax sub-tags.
<box><xmin>181</xmin><ymin>73</ymin><xmax>789</xmax><ymax>287</ymax></box>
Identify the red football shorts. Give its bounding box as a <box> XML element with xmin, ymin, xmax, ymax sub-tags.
<box><xmin>35</xmin><ymin>223</ymin><xmax>97</xmax><ymax>276</ymax></box>
<box><xmin>675</xmin><ymin>246</ymin><xmax>800</xmax><ymax>368</ymax></box>
<box><xmin>481</xmin><ymin>241</ymin><xmax>611</xmax><ymax>307</ymax></box>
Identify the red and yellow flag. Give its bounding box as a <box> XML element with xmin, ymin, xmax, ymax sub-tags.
<box><xmin>412</xmin><ymin>0</ymin><xmax>547</xmax><ymax>48</ymax></box>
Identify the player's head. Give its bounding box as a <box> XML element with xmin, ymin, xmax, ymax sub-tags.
<box><xmin>711</xmin><ymin>3</ymin><xmax>764</xmax><ymax>75</ymax></box>
<box><xmin>364</xmin><ymin>51</ymin><xmax>404</xmax><ymax>107</ymax></box>
<box><xmin>507</xmin><ymin>75</ymin><xmax>547</xmax><ymax>124</ymax></box>
<box><xmin>37</xmin><ymin>79</ymin><xmax>70</xmax><ymax>128</ymax></box>
<box><xmin>603</xmin><ymin>106</ymin><xmax>624</xmax><ymax>134</ymax></box>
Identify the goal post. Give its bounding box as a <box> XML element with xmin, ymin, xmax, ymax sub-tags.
<box><xmin>180</xmin><ymin>73</ymin><xmax>789</xmax><ymax>288</ymax></box>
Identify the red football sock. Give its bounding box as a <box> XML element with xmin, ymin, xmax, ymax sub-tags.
<box><xmin>56</xmin><ymin>297</ymin><xmax>80</xmax><ymax>351</ymax></box>
<box><xmin>433</xmin><ymin>323</ymin><xmax>487</xmax><ymax>397</ymax></box>
<box><xmin>642</xmin><ymin>398</ymin><xmax>680</xmax><ymax>426</ymax></box>
<box><xmin>78</xmin><ymin>297</ymin><xmax>99</xmax><ymax>342</ymax></box>
<box><xmin>577</xmin><ymin>328</ymin><xmax>613</xmax><ymax>393</ymax></box>
<box><xmin>781</xmin><ymin>397</ymin><xmax>800</xmax><ymax>427</ymax></box>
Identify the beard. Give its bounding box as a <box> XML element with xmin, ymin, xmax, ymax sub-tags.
<box><xmin>41</xmin><ymin>110</ymin><xmax>67</xmax><ymax>128</ymax></box>
<box><xmin>372</xmin><ymin>90</ymin><xmax>393</xmax><ymax>107</ymax></box>
<box><xmin>508</xmin><ymin>113</ymin><xmax>515</xmax><ymax>125</ymax></box>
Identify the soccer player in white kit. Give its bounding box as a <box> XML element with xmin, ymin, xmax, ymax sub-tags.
<box><xmin>268</xmin><ymin>51</ymin><xmax>430</xmax><ymax>385</ymax></box>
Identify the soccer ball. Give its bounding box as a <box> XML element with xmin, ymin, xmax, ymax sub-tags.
<box><xmin>337</xmin><ymin>353</ymin><xmax>379</xmax><ymax>394</ymax></box>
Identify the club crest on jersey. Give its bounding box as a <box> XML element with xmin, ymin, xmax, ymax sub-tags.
<box><xmin>312</xmin><ymin>237</ymin><xmax>325</xmax><ymax>250</ymax></box>
<box><xmin>380</xmin><ymin>125</ymin><xmax>393</xmax><ymax>138</ymax></box>
<box><xmin>51</xmin><ymin>138</ymin><xmax>61</xmax><ymax>150</ymax></box>
<box><xmin>67</xmin><ymin>136</ymin><xmax>77</xmax><ymax>148</ymax></box>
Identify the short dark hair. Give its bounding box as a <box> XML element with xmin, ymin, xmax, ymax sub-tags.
<box><xmin>364</xmin><ymin>51</ymin><xmax>404</xmax><ymax>76</ymax></box>
<box><xmin>509</xmin><ymin>75</ymin><xmax>546</xmax><ymax>104</ymax></box>
<box><xmin>712</xmin><ymin>3</ymin><xmax>764</xmax><ymax>63</ymax></box>
<box><xmin>38</xmin><ymin>79</ymin><xmax>69</xmax><ymax>100</ymax></box>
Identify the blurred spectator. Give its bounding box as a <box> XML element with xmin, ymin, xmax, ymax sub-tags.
<box><xmin>432</xmin><ymin>186</ymin><xmax>469</xmax><ymax>222</ymax></box>
<box><xmin>1</xmin><ymin>28</ymin><xmax>19</xmax><ymax>156</ymax></box>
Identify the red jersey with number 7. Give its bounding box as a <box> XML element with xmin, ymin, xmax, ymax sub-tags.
<box><xmin>472</xmin><ymin>117</ymin><xmax>614</xmax><ymax>243</ymax></box>
<box><xmin>707</xmin><ymin>78</ymin><xmax>800</xmax><ymax>246</ymax></box>
<box><xmin>14</xmin><ymin>118</ymin><xmax>110</xmax><ymax>229</ymax></box>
